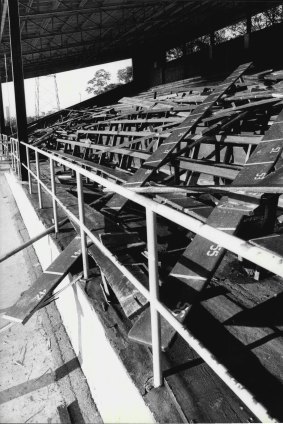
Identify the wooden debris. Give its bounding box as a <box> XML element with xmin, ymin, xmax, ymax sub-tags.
<box><xmin>24</xmin><ymin>63</ymin><xmax>283</xmax><ymax>358</ymax></box>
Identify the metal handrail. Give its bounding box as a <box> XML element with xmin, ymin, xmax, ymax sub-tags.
<box><xmin>0</xmin><ymin>134</ymin><xmax>11</xmax><ymax>161</ymax></box>
<box><xmin>20</xmin><ymin>141</ymin><xmax>283</xmax><ymax>278</ymax></box>
<box><xmin>2</xmin><ymin>135</ymin><xmax>281</xmax><ymax>422</ymax></box>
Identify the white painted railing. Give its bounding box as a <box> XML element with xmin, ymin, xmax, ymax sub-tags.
<box><xmin>3</xmin><ymin>134</ymin><xmax>282</xmax><ymax>423</ymax></box>
<box><xmin>0</xmin><ymin>134</ymin><xmax>10</xmax><ymax>160</ymax></box>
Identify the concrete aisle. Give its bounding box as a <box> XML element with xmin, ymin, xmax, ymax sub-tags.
<box><xmin>0</xmin><ymin>166</ymin><xmax>102</xmax><ymax>423</ymax></box>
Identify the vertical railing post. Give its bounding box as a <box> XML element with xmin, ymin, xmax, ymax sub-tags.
<box><xmin>3</xmin><ymin>136</ymin><xmax>6</xmax><ymax>158</ymax></box>
<box><xmin>5</xmin><ymin>137</ymin><xmax>8</xmax><ymax>159</ymax></box>
<box><xmin>76</xmin><ymin>171</ymin><xmax>89</xmax><ymax>279</ymax></box>
<box><xmin>16</xmin><ymin>139</ymin><xmax>21</xmax><ymax>178</ymax></box>
<box><xmin>25</xmin><ymin>145</ymin><xmax>32</xmax><ymax>194</ymax></box>
<box><xmin>35</xmin><ymin>150</ymin><xmax>42</xmax><ymax>208</ymax></box>
<box><xmin>15</xmin><ymin>139</ymin><xmax>18</xmax><ymax>175</ymax></box>
<box><xmin>13</xmin><ymin>138</ymin><xmax>16</xmax><ymax>174</ymax></box>
<box><xmin>10</xmin><ymin>138</ymin><xmax>12</xmax><ymax>167</ymax></box>
<box><xmin>11</xmin><ymin>138</ymin><xmax>14</xmax><ymax>171</ymax></box>
<box><xmin>13</xmin><ymin>139</ymin><xmax>16</xmax><ymax>172</ymax></box>
<box><xmin>146</xmin><ymin>208</ymin><xmax>162</xmax><ymax>388</ymax></box>
<box><xmin>7</xmin><ymin>0</ymin><xmax>28</xmax><ymax>181</ymax></box>
<box><xmin>50</xmin><ymin>158</ymin><xmax>59</xmax><ymax>233</ymax></box>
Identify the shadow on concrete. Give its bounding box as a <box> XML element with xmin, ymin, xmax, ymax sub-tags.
<box><xmin>0</xmin><ymin>357</ymin><xmax>79</xmax><ymax>405</ymax></box>
<box><xmin>68</xmin><ymin>399</ymin><xmax>85</xmax><ymax>424</ymax></box>
<box><xmin>57</xmin><ymin>400</ymin><xmax>85</xmax><ymax>424</ymax></box>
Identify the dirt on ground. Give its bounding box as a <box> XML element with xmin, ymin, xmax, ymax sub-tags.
<box><xmin>0</xmin><ymin>166</ymin><xmax>102</xmax><ymax>424</ymax></box>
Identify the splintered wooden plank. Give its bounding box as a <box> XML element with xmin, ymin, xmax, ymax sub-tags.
<box><xmin>2</xmin><ymin>236</ymin><xmax>83</xmax><ymax>324</ymax></box>
<box><xmin>93</xmin><ymin>117</ymin><xmax>183</xmax><ymax>125</ymax></box>
<box><xmin>50</xmin><ymin>150</ymin><xmax>130</xmax><ymax>183</ymax></box>
<box><xmin>31</xmin><ymin>159</ymin><xmax>148</xmax><ymax>319</ymax></box>
<box><xmin>128</xmin><ymin>200</ymin><xmax>254</xmax><ymax>350</ymax></box>
<box><xmin>224</xmin><ymin>91</ymin><xmax>274</xmax><ymax>102</ymax></box>
<box><xmin>129</xmin><ymin>106</ymin><xmax>283</xmax><ymax>350</ymax></box>
<box><xmin>106</xmin><ymin>62</ymin><xmax>252</xmax><ymax>213</ymax></box>
<box><xmin>249</xmin><ymin>233</ymin><xmax>283</xmax><ymax>257</ymax></box>
<box><xmin>178</xmin><ymin>159</ymin><xmax>239</xmax><ymax>180</ymax></box>
<box><xmin>99</xmin><ymin>232</ymin><xmax>145</xmax><ymax>252</ymax></box>
<box><xmin>203</xmin><ymin>98</ymin><xmax>282</xmax><ymax>123</ymax></box>
<box><xmin>88</xmin><ymin>244</ymin><xmax>148</xmax><ymax>319</ymax></box>
<box><xmin>256</xmin><ymin>165</ymin><xmax>283</xmax><ymax>186</ymax></box>
<box><xmin>156</xmin><ymin>193</ymin><xmax>213</xmax><ymax>222</ymax></box>
<box><xmin>89</xmin><ymin>232</ymin><xmax>148</xmax><ymax>318</ymax></box>
<box><xmin>69</xmin><ymin>216</ymin><xmax>149</xmax><ymax>319</ymax></box>
<box><xmin>77</xmin><ymin>129</ymin><xmax>153</xmax><ymax>137</ymax></box>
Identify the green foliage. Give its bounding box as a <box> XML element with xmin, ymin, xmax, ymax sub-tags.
<box><xmin>86</xmin><ymin>66</ymin><xmax>133</xmax><ymax>96</ymax></box>
<box><xmin>215</xmin><ymin>20</ymin><xmax>247</xmax><ymax>44</ymax></box>
<box><xmin>166</xmin><ymin>47</ymin><xmax>183</xmax><ymax>62</ymax></box>
<box><xmin>252</xmin><ymin>5</ymin><xmax>283</xmax><ymax>31</ymax></box>
<box><xmin>86</xmin><ymin>69</ymin><xmax>111</xmax><ymax>95</ymax></box>
<box><xmin>186</xmin><ymin>35</ymin><xmax>210</xmax><ymax>54</ymax></box>
<box><xmin>117</xmin><ymin>66</ymin><xmax>133</xmax><ymax>84</ymax></box>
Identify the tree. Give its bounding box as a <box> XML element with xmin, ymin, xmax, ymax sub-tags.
<box><xmin>117</xmin><ymin>66</ymin><xmax>133</xmax><ymax>84</ymax></box>
<box><xmin>86</xmin><ymin>69</ymin><xmax>111</xmax><ymax>95</ymax></box>
<box><xmin>166</xmin><ymin>47</ymin><xmax>183</xmax><ymax>62</ymax></box>
<box><xmin>215</xmin><ymin>20</ymin><xmax>247</xmax><ymax>44</ymax></box>
<box><xmin>252</xmin><ymin>5</ymin><xmax>283</xmax><ymax>31</ymax></box>
<box><xmin>186</xmin><ymin>35</ymin><xmax>210</xmax><ymax>54</ymax></box>
<box><xmin>105</xmin><ymin>82</ymin><xmax>121</xmax><ymax>91</ymax></box>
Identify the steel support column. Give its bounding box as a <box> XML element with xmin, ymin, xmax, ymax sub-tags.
<box><xmin>244</xmin><ymin>15</ymin><xmax>252</xmax><ymax>50</ymax></box>
<box><xmin>0</xmin><ymin>74</ymin><xmax>5</xmax><ymax>134</ymax></box>
<box><xmin>7</xmin><ymin>0</ymin><xmax>28</xmax><ymax>180</ymax></box>
<box><xmin>209</xmin><ymin>32</ymin><xmax>215</xmax><ymax>60</ymax></box>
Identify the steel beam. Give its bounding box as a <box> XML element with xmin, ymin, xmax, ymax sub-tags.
<box><xmin>0</xmin><ymin>74</ymin><xmax>5</xmax><ymax>134</ymax></box>
<box><xmin>7</xmin><ymin>0</ymin><xmax>28</xmax><ymax>180</ymax></box>
<box><xmin>244</xmin><ymin>14</ymin><xmax>252</xmax><ymax>50</ymax></box>
<box><xmin>0</xmin><ymin>0</ymin><xmax>8</xmax><ymax>42</ymax></box>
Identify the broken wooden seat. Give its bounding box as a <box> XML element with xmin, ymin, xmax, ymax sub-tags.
<box><xmin>155</xmin><ymin>192</ymin><xmax>214</xmax><ymax>222</ymax></box>
<box><xmin>105</xmin><ymin>63</ymin><xmax>252</xmax><ymax>214</ymax></box>
<box><xmin>129</xmin><ymin>105</ymin><xmax>283</xmax><ymax>351</ymax></box>
<box><xmin>241</xmin><ymin>233</ymin><xmax>283</xmax><ymax>280</ymax></box>
<box><xmin>99</xmin><ymin>232</ymin><xmax>146</xmax><ymax>254</ymax></box>
<box><xmin>2</xmin><ymin>236</ymin><xmax>87</xmax><ymax>324</ymax></box>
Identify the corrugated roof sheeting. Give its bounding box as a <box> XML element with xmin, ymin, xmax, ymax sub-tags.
<box><xmin>0</xmin><ymin>0</ymin><xmax>281</xmax><ymax>79</ymax></box>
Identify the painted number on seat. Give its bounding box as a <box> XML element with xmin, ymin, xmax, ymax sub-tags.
<box><xmin>254</xmin><ymin>172</ymin><xmax>266</xmax><ymax>180</ymax></box>
<box><xmin>207</xmin><ymin>244</ymin><xmax>222</xmax><ymax>257</ymax></box>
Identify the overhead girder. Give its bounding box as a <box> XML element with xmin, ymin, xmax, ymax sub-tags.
<box><xmin>0</xmin><ymin>0</ymin><xmax>281</xmax><ymax>81</ymax></box>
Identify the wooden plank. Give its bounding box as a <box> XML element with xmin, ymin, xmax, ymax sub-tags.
<box><xmin>69</xmin><ymin>218</ymin><xmax>149</xmax><ymax>321</ymax></box>
<box><xmin>155</xmin><ymin>193</ymin><xmax>213</xmax><ymax>222</ymax></box>
<box><xmin>105</xmin><ymin>63</ymin><xmax>252</xmax><ymax>213</ymax></box>
<box><xmin>249</xmin><ymin>233</ymin><xmax>283</xmax><ymax>257</ymax></box>
<box><xmin>178</xmin><ymin>159</ymin><xmax>239</xmax><ymax>181</ymax></box>
<box><xmin>2</xmin><ymin>236</ymin><xmax>84</xmax><ymax>324</ymax></box>
<box><xmin>35</xmin><ymin>163</ymin><xmax>148</xmax><ymax>319</ymax></box>
<box><xmin>57</xmin><ymin>132</ymin><xmax>262</xmax><ymax>150</ymax></box>
<box><xmin>77</xmin><ymin>129</ymin><xmax>156</xmax><ymax>138</ymax></box>
<box><xmin>91</xmin><ymin>118</ymin><xmax>183</xmax><ymax>126</ymax></box>
<box><xmin>87</xmin><ymin>243</ymin><xmax>149</xmax><ymax>318</ymax></box>
<box><xmin>256</xmin><ymin>165</ymin><xmax>283</xmax><ymax>186</ymax></box>
<box><xmin>224</xmin><ymin>91</ymin><xmax>275</xmax><ymax>102</ymax></box>
<box><xmin>203</xmin><ymin>135</ymin><xmax>261</xmax><ymax>146</ymax></box>
<box><xmin>99</xmin><ymin>232</ymin><xmax>146</xmax><ymax>252</ymax></box>
<box><xmin>129</xmin><ymin>106</ymin><xmax>283</xmax><ymax>349</ymax></box>
<box><xmin>55</xmin><ymin>138</ymin><xmax>244</xmax><ymax>183</ymax></box>
<box><xmin>50</xmin><ymin>150</ymin><xmax>130</xmax><ymax>183</ymax></box>
<box><xmin>204</xmin><ymin>98</ymin><xmax>282</xmax><ymax>123</ymax></box>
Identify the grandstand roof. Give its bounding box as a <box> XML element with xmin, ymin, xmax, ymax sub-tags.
<box><xmin>0</xmin><ymin>0</ymin><xmax>279</xmax><ymax>80</ymax></box>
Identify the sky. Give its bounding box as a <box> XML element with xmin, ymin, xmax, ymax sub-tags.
<box><xmin>2</xmin><ymin>58</ymin><xmax>132</xmax><ymax>119</ymax></box>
